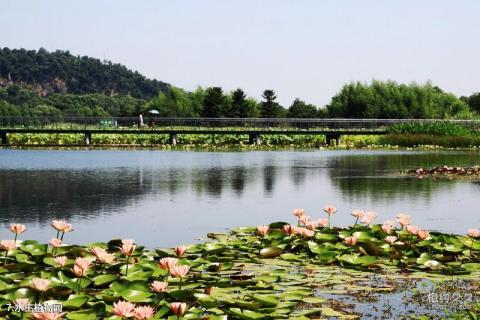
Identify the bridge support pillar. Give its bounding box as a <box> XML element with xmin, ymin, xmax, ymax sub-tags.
<box><xmin>326</xmin><ymin>133</ymin><xmax>341</xmax><ymax>146</ymax></box>
<box><xmin>84</xmin><ymin>132</ymin><xmax>92</xmax><ymax>145</ymax></box>
<box><xmin>249</xmin><ymin>133</ymin><xmax>261</xmax><ymax>145</ymax></box>
<box><xmin>169</xmin><ymin>132</ymin><xmax>177</xmax><ymax>146</ymax></box>
<box><xmin>0</xmin><ymin>132</ymin><xmax>8</xmax><ymax>145</ymax></box>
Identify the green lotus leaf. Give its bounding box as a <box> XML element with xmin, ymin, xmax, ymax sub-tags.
<box><xmin>62</xmin><ymin>294</ymin><xmax>90</xmax><ymax>309</ymax></box>
<box><xmin>251</xmin><ymin>294</ymin><xmax>279</xmax><ymax>307</ymax></box>
<box><xmin>462</xmin><ymin>263</ymin><xmax>480</xmax><ymax>272</ymax></box>
<box><xmin>338</xmin><ymin>254</ymin><xmax>377</xmax><ymax>266</ymax></box>
<box><xmin>315</xmin><ymin>233</ymin><xmax>338</xmax><ymax>242</ymax></box>
<box><xmin>228</xmin><ymin>308</ymin><xmax>267</xmax><ymax>319</ymax></box>
<box><xmin>66</xmin><ymin>308</ymin><xmax>99</xmax><ymax>320</ymax></box>
<box><xmin>119</xmin><ymin>289</ymin><xmax>153</xmax><ymax>302</ymax></box>
<box><xmin>93</xmin><ymin>274</ymin><xmax>118</xmax><ymax>286</ymax></box>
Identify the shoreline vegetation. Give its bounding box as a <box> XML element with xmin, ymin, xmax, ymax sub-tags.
<box><xmin>1</xmin><ymin>208</ymin><xmax>480</xmax><ymax>319</ymax></box>
<box><xmin>2</xmin><ymin>133</ymin><xmax>480</xmax><ymax>151</ymax></box>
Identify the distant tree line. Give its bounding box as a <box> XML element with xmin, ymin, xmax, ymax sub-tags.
<box><xmin>0</xmin><ymin>48</ymin><xmax>479</xmax><ymax>119</ymax></box>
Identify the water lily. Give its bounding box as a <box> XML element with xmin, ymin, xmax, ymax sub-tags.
<box><xmin>360</xmin><ymin>211</ymin><xmax>377</xmax><ymax>226</ymax></box>
<box><xmin>385</xmin><ymin>236</ymin><xmax>398</xmax><ymax>245</ymax></box>
<box><xmin>351</xmin><ymin>210</ymin><xmax>365</xmax><ymax>227</ymax></box>
<box><xmin>170</xmin><ymin>302</ymin><xmax>187</xmax><ymax>318</ymax></box>
<box><xmin>120</xmin><ymin>239</ymin><xmax>136</xmax><ymax>276</ymax></box>
<box><xmin>344</xmin><ymin>236</ymin><xmax>358</xmax><ymax>246</ymax></box>
<box><xmin>159</xmin><ymin>257</ymin><xmax>178</xmax><ymax>271</ymax></box>
<box><xmin>323</xmin><ymin>205</ymin><xmax>336</xmax><ymax>227</ymax></box>
<box><xmin>306</xmin><ymin>218</ymin><xmax>328</xmax><ymax>229</ymax></box>
<box><xmin>417</xmin><ymin>229</ymin><xmax>429</xmax><ymax>240</ymax></box>
<box><xmin>256</xmin><ymin>225</ymin><xmax>269</xmax><ymax>236</ymax></box>
<box><xmin>298</xmin><ymin>215</ymin><xmax>311</xmax><ymax>226</ymax></box>
<box><xmin>133</xmin><ymin>305</ymin><xmax>155</xmax><ymax>320</ymax></box>
<box><xmin>174</xmin><ymin>245</ymin><xmax>187</xmax><ymax>257</ymax></box>
<box><xmin>382</xmin><ymin>220</ymin><xmax>395</xmax><ymax>234</ymax></box>
<box><xmin>0</xmin><ymin>240</ymin><xmax>16</xmax><ymax>265</ymax></box>
<box><xmin>170</xmin><ymin>265</ymin><xmax>190</xmax><ymax>278</ymax></box>
<box><xmin>49</xmin><ymin>238</ymin><xmax>62</xmax><ymax>249</ymax></box>
<box><xmin>113</xmin><ymin>300</ymin><xmax>136</xmax><ymax>318</ymax></box>
<box><xmin>150</xmin><ymin>280</ymin><xmax>168</xmax><ymax>292</ymax></box>
<box><xmin>9</xmin><ymin>223</ymin><xmax>26</xmax><ymax>243</ymax></box>
<box><xmin>396</xmin><ymin>213</ymin><xmax>411</xmax><ymax>229</ymax></box>
<box><xmin>97</xmin><ymin>252</ymin><xmax>115</xmax><ymax>264</ymax></box>
<box><xmin>170</xmin><ymin>265</ymin><xmax>190</xmax><ymax>290</ymax></box>
<box><xmin>299</xmin><ymin>228</ymin><xmax>315</xmax><ymax>238</ymax></box>
<box><xmin>53</xmin><ymin>256</ymin><xmax>68</xmax><ymax>267</ymax></box>
<box><xmin>50</xmin><ymin>220</ymin><xmax>73</xmax><ymax>241</ymax></box>
<box><xmin>283</xmin><ymin>224</ymin><xmax>297</xmax><ymax>236</ymax></box>
<box><xmin>30</xmin><ymin>278</ymin><xmax>51</xmax><ymax>292</ymax></box>
<box><xmin>292</xmin><ymin>208</ymin><xmax>305</xmax><ymax>218</ymax></box>
<box><xmin>468</xmin><ymin>229</ymin><xmax>480</xmax><ymax>238</ymax></box>
<box><xmin>90</xmin><ymin>246</ymin><xmax>107</xmax><ymax>257</ymax></box>
<box><xmin>406</xmin><ymin>225</ymin><xmax>419</xmax><ymax>235</ymax></box>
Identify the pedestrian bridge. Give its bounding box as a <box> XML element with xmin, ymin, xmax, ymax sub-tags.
<box><xmin>0</xmin><ymin>117</ymin><xmax>479</xmax><ymax>146</ymax></box>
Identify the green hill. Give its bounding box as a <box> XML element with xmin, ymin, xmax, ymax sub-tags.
<box><xmin>0</xmin><ymin>48</ymin><xmax>169</xmax><ymax>99</ymax></box>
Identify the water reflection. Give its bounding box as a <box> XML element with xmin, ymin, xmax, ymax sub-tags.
<box><xmin>0</xmin><ymin>150</ymin><xmax>479</xmax><ymax>246</ymax></box>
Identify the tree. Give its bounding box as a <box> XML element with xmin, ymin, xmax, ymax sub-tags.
<box><xmin>202</xmin><ymin>87</ymin><xmax>226</xmax><ymax>118</ymax></box>
<box><xmin>260</xmin><ymin>89</ymin><xmax>284</xmax><ymax>118</ymax></box>
<box><xmin>228</xmin><ymin>89</ymin><xmax>248</xmax><ymax>118</ymax></box>
<box><xmin>326</xmin><ymin>80</ymin><xmax>470</xmax><ymax>119</ymax></box>
<box><xmin>288</xmin><ymin>98</ymin><xmax>318</xmax><ymax>118</ymax></box>
<box><xmin>464</xmin><ymin>92</ymin><xmax>480</xmax><ymax>113</ymax></box>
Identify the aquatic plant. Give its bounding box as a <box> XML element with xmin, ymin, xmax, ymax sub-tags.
<box><xmin>1</xmin><ymin>209</ymin><xmax>479</xmax><ymax>319</ymax></box>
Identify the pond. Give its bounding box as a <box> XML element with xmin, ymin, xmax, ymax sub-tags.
<box><xmin>0</xmin><ymin>149</ymin><xmax>479</xmax><ymax>247</ymax></box>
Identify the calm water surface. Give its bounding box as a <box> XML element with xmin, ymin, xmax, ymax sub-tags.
<box><xmin>0</xmin><ymin>149</ymin><xmax>479</xmax><ymax>247</ymax></box>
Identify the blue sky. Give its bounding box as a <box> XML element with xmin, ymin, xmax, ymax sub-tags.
<box><xmin>2</xmin><ymin>0</ymin><xmax>479</xmax><ymax>105</ymax></box>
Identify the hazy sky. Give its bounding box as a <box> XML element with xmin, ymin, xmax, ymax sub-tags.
<box><xmin>2</xmin><ymin>0</ymin><xmax>479</xmax><ymax>105</ymax></box>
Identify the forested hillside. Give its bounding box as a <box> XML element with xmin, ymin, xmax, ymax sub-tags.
<box><xmin>0</xmin><ymin>48</ymin><xmax>169</xmax><ymax>98</ymax></box>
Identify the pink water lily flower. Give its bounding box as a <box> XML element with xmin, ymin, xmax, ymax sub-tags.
<box><xmin>170</xmin><ymin>265</ymin><xmax>190</xmax><ymax>278</ymax></box>
<box><xmin>53</xmin><ymin>256</ymin><xmax>68</xmax><ymax>267</ymax></box>
<box><xmin>385</xmin><ymin>236</ymin><xmax>398</xmax><ymax>245</ymax></box>
<box><xmin>323</xmin><ymin>205</ymin><xmax>337</xmax><ymax>215</ymax></box>
<box><xmin>306</xmin><ymin>218</ymin><xmax>328</xmax><ymax>230</ymax></box>
<box><xmin>51</xmin><ymin>220</ymin><xmax>73</xmax><ymax>233</ymax></box>
<box><xmin>32</xmin><ymin>311</ymin><xmax>66</xmax><ymax>319</ymax></box>
<box><xmin>468</xmin><ymin>229</ymin><xmax>480</xmax><ymax>238</ymax></box>
<box><xmin>75</xmin><ymin>257</ymin><xmax>93</xmax><ymax>271</ymax></box>
<box><xmin>97</xmin><ymin>252</ymin><xmax>115</xmax><ymax>264</ymax></box>
<box><xmin>113</xmin><ymin>300</ymin><xmax>136</xmax><ymax>317</ymax></box>
<box><xmin>30</xmin><ymin>278</ymin><xmax>51</xmax><ymax>292</ymax></box>
<box><xmin>351</xmin><ymin>210</ymin><xmax>365</xmax><ymax>218</ymax></box>
<box><xmin>150</xmin><ymin>281</ymin><xmax>168</xmax><ymax>293</ymax></box>
<box><xmin>174</xmin><ymin>245</ymin><xmax>187</xmax><ymax>257</ymax></box>
<box><xmin>256</xmin><ymin>225</ymin><xmax>269</xmax><ymax>236</ymax></box>
<box><xmin>382</xmin><ymin>220</ymin><xmax>395</xmax><ymax>234</ymax></box>
<box><xmin>159</xmin><ymin>257</ymin><xmax>178</xmax><ymax>271</ymax></box>
<box><xmin>90</xmin><ymin>247</ymin><xmax>107</xmax><ymax>258</ymax></box>
<box><xmin>417</xmin><ymin>229</ymin><xmax>429</xmax><ymax>240</ymax></box>
<box><xmin>170</xmin><ymin>302</ymin><xmax>187</xmax><ymax>317</ymax></box>
<box><xmin>406</xmin><ymin>225</ymin><xmax>419</xmax><ymax>235</ymax></box>
<box><xmin>0</xmin><ymin>240</ymin><xmax>17</xmax><ymax>251</ymax></box>
<box><xmin>292</xmin><ymin>208</ymin><xmax>305</xmax><ymax>218</ymax></box>
<box><xmin>133</xmin><ymin>305</ymin><xmax>155</xmax><ymax>320</ymax></box>
<box><xmin>49</xmin><ymin>238</ymin><xmax>62</xmax><ymax>248</ymax></box>
<box><xmin>9</xmin><ymin>223</ymin><xmax>26</xmax><ymax>234</ymax></box>
<box><xmin>344</xmin><ymin>236</ymin><xmax>358</xmax><ymax>246</ymax></box>
<box><xmin>396</xmin><ymin>214</ymin><xmax>411</xmax><ymax>228</ymax></box>
<box><xmin>283</xmin><ymin>224</ymin><xmax>297</xmax><ymax>236</ymax></box>
<box><xmin>360</xmin><ymin>211</ymin><xmax>377</xmax><ymax>226</ymax></box>
<box><xmin>298</xmin><ymin>215</ymin><xmax>311</xmax><ymax>226</ymax></box>
<box><xmin>298</xmin><ymin>228</ymin><xmax>315</xmax><ymax>238</ymax></box>
<box><xmin>120</xmin><ymin>239</ymin><xmax>136</xmax><ymax>256</ymax></box>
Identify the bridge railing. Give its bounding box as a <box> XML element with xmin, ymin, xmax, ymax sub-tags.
<box><xmin>1</xmin><ymin>116</ymin><xmax>480</xmax><ymax>131</ymax></box>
